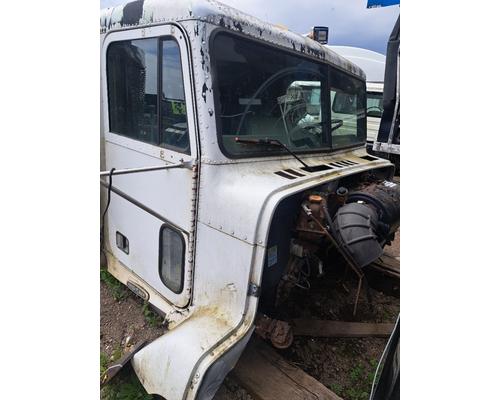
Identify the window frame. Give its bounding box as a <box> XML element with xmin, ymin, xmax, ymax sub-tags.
<box><xmin>158</xmin><ymin>36</ymin><xmax>191</xmax><ymax>154</ymax></box>
<box><xmin>106</xmin><ymin>34</ymin><xmax>191</xmax><ymax>155</ymax></box>
<box><xmin>209</xmin><ymin>29</ymin><xmax>367</xmax><ymax>160</ymax></box>
<box><xmin>158</xmin><ymin>223</ymin><xmax>186</xmax><ymax>295</ymax></box>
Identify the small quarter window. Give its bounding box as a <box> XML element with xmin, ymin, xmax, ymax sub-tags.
<box><xmin>159</xmin><ymin>225</ymin><xmax>185</xmax><ymax>294</ymax></box>
<box><xmin>160</xmin><ymin>39</ymin><xmax>190</xmax><ymax>153</ymax></box>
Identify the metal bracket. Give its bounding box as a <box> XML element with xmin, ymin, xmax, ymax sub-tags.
<box><xmin>248</xmin><ymin>283</ymin><xmax>261</xmax><ymax>297</ymax></box>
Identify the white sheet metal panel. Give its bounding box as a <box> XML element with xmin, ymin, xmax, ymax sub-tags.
<box><xmin>192</xmin><ymin>223</ymin><xmax>256</xmax><ymax>323</ymax></box>
<box><xmin>197</xmin><ymin>149</ymin><xmax>392</xmax><ymax>247</ymax></box>
<box><xmin>367</xmin><ymin>117</ymin><xmax>381</xmax><ymax>143</ymax></box>
<box><xmin>133</xmin><ymin>313</ymin><xmax>233</xmax><ymax>399</ymax></box>
<box><xmin>132</xmin><ymin>223</ymin><xmax>258</xmax><ymax>399</ymax></box>
<box><xmin>107</xmin><ymin>186</ymin><xmax>191</xmax><ymax>306</ymax></box>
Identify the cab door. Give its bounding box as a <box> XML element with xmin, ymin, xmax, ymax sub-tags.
<box><xmin>101</xmin><ymin>24</ymin><xmax>197</xmax><ymax>308</ymax></box>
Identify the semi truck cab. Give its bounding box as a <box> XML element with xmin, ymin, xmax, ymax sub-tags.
<box><xmin>100</xmin><ymin>1</ymin><xmax>399</xmax><ymax>399</ymax></box>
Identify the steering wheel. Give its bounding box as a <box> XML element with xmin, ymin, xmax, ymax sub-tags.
<box><xmin>236</xmin><ymin>66</ymin><xmax>326</xmax><ymax>135</ymax></box>
<box><xmin>288</xmin><ymin>124</ymin><xmax>322</xmax><ymax>146</ymax></box>
<box><xmin>288</xmin><ymin>118</ymin><xmax>344</xmax><ymax>145</ymax></box>
<box><xmin>331</xmin><ymin>119</ymin><xmax>344</xmax><ymax>131</ymax></box>
<box><xmin>367</xmin><ymin>106</ymin><xmax>383</xmax><ymax>113</ymax></box>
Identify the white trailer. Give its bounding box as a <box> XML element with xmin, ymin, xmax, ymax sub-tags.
<box><xmin>100</xmin><ymin>1</ymin><xmax>399</xmax><ymax>399</ymax></box>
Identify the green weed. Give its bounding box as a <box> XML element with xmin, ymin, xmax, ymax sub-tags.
<box><xmin>101</xmin><ymin>269</ymin><xmax>128</xmax><ymax>301</ymax></box>
<box><xmin>111</xmin><ymin>347</ymin><xmax>123</xmax><ymax>362</ymax></box>
<box><xmin>101</xmin><ymin>346</ymin><xmax>152</xmax><ymax>400</ymax></box>
<box><xmin>349</xmin><ymin>363</ymin><xmax>364</xmax><ymax>382</ymax></box>
<box><xmin>100</xmin><ymin>352</ymin><xmax>109</xmax><ymax>376</ymax></box>
<box><xmin>334</xmin><ymin>360</ymin><xmax>378</xmax><ymax>400</ymax></box>
<box><xmin>142</xmin><ymin>302</ymin><xmax>163</xmax><ymax>328</ymax></box>
<box><xmin>367</xmin><ymin>358</ymin><xmax>379</xmax><ymax>382</ymax></box>
<box><xmin>100</xmin><ymin>346</ymin><xmax>122</xmax><ymax>380</ymax></box>
<box><xmin>101</xmin><ymin>370</ymin><xmax>153</xmax><ymax>400</ymax></box>
<box><xmin>345</xmin><ymin>387</ymin><xmax>369</xmax><ymax>400</ymax></box>
<box><xmin>330</xmin><ymin>382</ymin><xmax>343</xmax><ymax>394</ymax></box>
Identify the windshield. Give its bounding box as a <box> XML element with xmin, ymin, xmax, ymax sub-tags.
<box><xmin>212</xmin><ymin>33</ymin><xmax>366</xmax><ymax>157</ymax></box>
<box><xmin>367</xmin><ymin>91</ymin><xmax>384</xmax><ymax>118</ymax></box>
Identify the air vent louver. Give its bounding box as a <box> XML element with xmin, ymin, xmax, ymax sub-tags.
<box><xmin>274</xmin><ymin>159</ymin><xmax>359</xmax><ymax>179</ymax></box>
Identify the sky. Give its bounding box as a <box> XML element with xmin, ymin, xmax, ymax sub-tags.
<box><xmin>100</xmin><ymin>0</ymin><xmax>399</xmax><ymax>54</ymax></box>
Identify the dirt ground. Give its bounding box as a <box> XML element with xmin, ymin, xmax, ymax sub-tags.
<box><xmin>101</xmin><ymin>233</ymin><xmax>400</xmax><ymax>400</ymax></box>
<box><xmin>278</xmin><ymin>244</ymin><xmax>400</xmax><ymax>399</ymax></box>
<box><xmin>100</xmin><ymin>281</ymin><xmax>165</xmax><ymax>356</ymax></box>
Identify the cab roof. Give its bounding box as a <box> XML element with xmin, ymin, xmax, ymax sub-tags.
<box><xmin>100</xmin><ymin>0</ymin><xmax>366</xmax><ymax>80</ymax></box>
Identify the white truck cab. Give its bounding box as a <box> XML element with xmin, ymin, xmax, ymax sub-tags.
<box><xmin>327</xmin><ymin>46</ymin><xmax>386</xmax><ymax>152</ymax></box>
<box><xmin>100</xmin><ymin>1</ymin><xmax>399</xmax><ymax>399</ymax></box>
<box><xmin>367</xmin><ymin>81</ymin><xmax>384</xmax><ymax>148</ymax></box>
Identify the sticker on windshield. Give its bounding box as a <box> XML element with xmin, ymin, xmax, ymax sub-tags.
<box><xmin>267</xmin><ymin>245</ymin><xmax>278</xmax><ymax>267</ymax></box>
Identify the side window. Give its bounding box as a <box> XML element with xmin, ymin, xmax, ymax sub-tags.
<box><xmin>107</xmin><ymin>36</ymin><xmax>190</xmax><ymax>154</ymax></box>
<box><xmin>329</xmin><ymin>69</ymin><xmax>366</xmax><ymax>145</ymax></box>
<box><xmin>159</xmin><ymin>225</ymin><xmax>185</xmax><ymax>294</ymax></box>
<box><xmin>107</xmin><ymin>38</ymin><xmax>159</xmax><ymax>144</ymax></box>
<box><xmin>160</xmin><ymin>39</ymin><xmax>190</xmax><ymax>154</ymax></box>
<box><xmin>367</xmin><ymin>92</ymin><xmax>384</xmax><ymax>118</ymax></box>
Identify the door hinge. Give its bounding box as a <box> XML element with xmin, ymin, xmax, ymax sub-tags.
<box><xmin>248</xmin><ymin>283</ymin><xmax>261</xmax><ymax>297</ymax></box>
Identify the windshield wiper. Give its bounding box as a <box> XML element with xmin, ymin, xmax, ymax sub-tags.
<box><xmin>234</xmin><ymin>137</ymin><xmax>311</xmax><ymax>170</ymax></box>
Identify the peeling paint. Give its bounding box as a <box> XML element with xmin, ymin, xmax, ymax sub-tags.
<box><xmin>201</xmin><ymin>82</ymin><xmax>208</xmax><ymax>102</ymax></box>
<box><xmin>122</xmin><ymin>0</ymin><xmax>144</xmax><ymax>26</ymax></box>
<box><xmin>100</xmin><ymin>0</ymin><xmax>365</xmax><ymax>80</ymax></box>
<box><xmin>233</xmin><ymin>21</ymin><xmax>243</xmax><ymax>32</ymax></box>
<box><xmin>200</xmin><ymin>47</ymin><xmax>205</xmax><ymax>69</ymax></box>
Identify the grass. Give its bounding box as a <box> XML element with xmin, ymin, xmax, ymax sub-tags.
<box><xmin>101</xmin><ymin>347</ymin><xmax>153</xmax><ymax>400</ymax></box>
<box><xmin>100</xmin><ymin>346</ymin><xmax>123</xmax><ymax>381</ymax></box>
<box><xmin>331</xmin><ymin>359</ymin><xmax>379</xmax><ymax>400</ymax></box>
<box><xmin>100</xmin><ymin>270</ymin><xmax>163</xmax><ymax>398</ymax></box>
<box><xmin>100</xmin><ymin>353</ymin><xmax>109</xmax><ymax>376</ymax></box>
<box><xmin>101</xmin><ymin>269</ymin><xmax>129</xmax><ymax>301</ymax></box>
<box><xmin>101</xmin><ymin>370</ymin><xmax>153</xmax><ymax>400</ymax></box>
<box><xmin>330</xmin><ymin>382</ymin><xmax>344</xmax><ymax>394</ymax></box>
<box><xmin>141</xmin><ymin>302</ymin><xmax>163</xmax><ymax>328</ymax></box>
<box><xmin>100</xmin><ymin>269</ymin><xmax>163</xmax><ymax>330</ymax></box>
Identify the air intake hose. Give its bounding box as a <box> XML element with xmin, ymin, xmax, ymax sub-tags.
<box><xmin>331</xmin><ymin>181</ymin><xmax>400</xmax><ymax>268</ymax></box>
<box><xmin>331</xmin><ymin>202</ymin><xmax>383</xmax><ymax>268</ymax></box>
